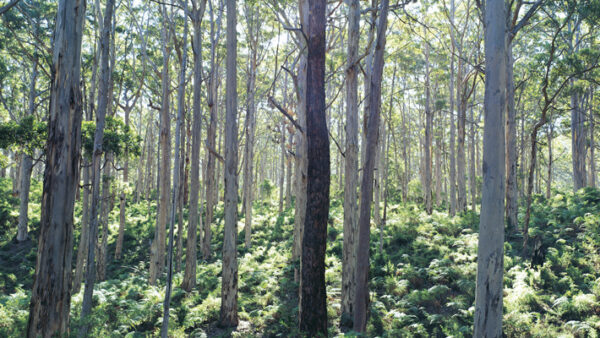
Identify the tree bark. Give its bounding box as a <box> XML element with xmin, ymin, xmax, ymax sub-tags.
<box><xmin>473</xmin><ymin>1</ymin><xmax>506</xmax><ymax>335</ymax></box>
<box><xmin>79</xmin><ymin>0</ymin><xmax>114</xmax><ymax>333</ymax></box>
<box><xmin>17</xmin><ymin>55</ymin><xmax>38</xmax><ymax>242</ymax></box>
<box><xmin>220</xmin><ymin>0</ymin><xmax>239</xmax><ymax>327</ymax></box>
<box><xmin>182</xmin><ymin>0</ymin><xmax>207</xmax><ymax>293</ymax></box>
<box><xmin>150</xmin><ymin>5</ymin><xmax>172</xmax><ymax>285</ymax></box>
<box><xmin>341</xmin><ymin>0</ymin><xmax>360</xmax><ymax>321</ymax></box>
<box><xmin>354</xmin><ymin>0</ymin><xmax>389</xmax><ymax>332</ymax></box>
<box><xmin>299</xmin><ymin>0</ymin><xmax>329</xmax><ymax>334</ymax></box>
<box><xmin>505</xmin><ymin>36</ymin><xmax>519</xmax><ymax>232</ymax></box>
<box><xmin>243</xmin><ymin>3</ymin><xmax>257</xmax><ymax>248</ymax></box>
<box><xmin>424</xmin><ymin>27</ymin><xmax>433</xmax><ymax>215</ymax></box>
<box><xmin>448</xmin><ymin>0</ymin><xmax>457</xmax><ymax>215</ymax></box>
<box><xmin>27</xmin><ymin>0</ymin><xmax>85</xmax><ymax>335</ymax></box>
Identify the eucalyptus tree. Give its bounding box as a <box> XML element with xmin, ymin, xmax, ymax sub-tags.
<box><xmin>26</xmin><ymin>0</ymin><xmax>86</xmax><ymax>335</ymax></box>
<box><xmin>354</xmin><ymin>0</ymin><xmax>390</xmax><ymax>332</ymax></box>
<box><xmin>182</xmin><ymin>0</ymin><xmax>208</xmax><ymax>292</ymax></box>
<box><xmin>80</xmin><ymin>0</ymin><xmax>115</xmax><ymax>333</ymax></box>
<box><xmin>341</xmin><ymin>0</ymin><xmax>360</xmax><ymax>323</ymax></box>
<box><xmin>473</xmin><ymin>0</ymin><xmax>506</xmax><ymax>334</ymax></box>
<box><xmin>299</xmin><ymin>0</ymin><xmax>329</xmax><ymax>334</ymax></box>
<box><xmin>150</xmin><ymin>1</ymin><xmax>173</xmax><ymax>285</ymax></box>
<box><xmin>220</xmin><ymin>0</ymin><xmax>239</xmax><ymax>326</ymax></box>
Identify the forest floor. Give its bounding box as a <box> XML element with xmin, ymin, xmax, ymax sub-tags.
<box><xmin>1</xmin><ymin>177</ymin><xmax>600</xmax><ymax>337</ymax></box>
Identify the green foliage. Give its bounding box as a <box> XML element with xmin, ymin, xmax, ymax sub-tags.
<box><xmin>0</xmin><ymin>116</ymin><xmax>46</xmax><ymax>154</ymax></box>
<box><xmin>82</xmin><ymin>116</ymin><xmax>142</xmax><ymax>159</ymax></box>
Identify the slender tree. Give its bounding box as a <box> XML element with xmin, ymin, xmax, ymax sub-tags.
<box><xmin>220</xmin><ymin>0</ymin><xmax>239</xmax><ymax>326</ymax></box>
<box><xmin>354</xmin><ymin>0</ymin><xmax>390</xmax><ymax>332</ymax></box>
<box><xmin>473</xmin><ymin>0</ymin><xmax>507</xmax><ymax>335</ymax></box>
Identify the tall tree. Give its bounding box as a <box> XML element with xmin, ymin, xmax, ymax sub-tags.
<box><xmin>354</xmin><ymin>0</ymin><xmax>390</xmax><ymax>332</ymax></box>
<box><xmin>220</xmin><ymin>0</ymin><xmax>239</xmax><ymax>327</ymax></box>
<box><xmin>16</xmin><ymin>54</ymin><xmax>38</xmax><ymax>242</ymax></box>
<box><xmin>182</xmin><ymin>0</ymin><xmax>208</xmax><ymax>293</ymax></box>
<box><xmin>80</xmin><ymin>0</ymin><xmax>115</xmax><ymax>334</ymax></box>
<box><xmin>473</xmin><ymin>0</ymin><xmax>506</xmax><ymax>335</ymax></box>
<box><xmin>341</xmin><ymin>0</ymin><xmax>360</xmax><ymax>323</ymax></box>
<box><xmin>26</xmin><ymin>0</ymin><xmax>86</xmax><ymax>335</ymax></box>
<box><xmin>298</xmin><ymin>0</ymin><xmax>329</xmax><ymax>334</ymax></box>
<box><xmin>243</xmin><ymin>0</ymin><xmax>259</xmax><ymax>249</ymax></box>
<box><xmin>150</xmin><ymin>2</ymin><xmax>173</xmax><ymax>285</ymax></box>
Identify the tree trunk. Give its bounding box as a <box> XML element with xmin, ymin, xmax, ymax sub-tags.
<box><xmin>150</xmin><ymin>6</ymin><xmax>172</xmax><ymax>285</ymax></box>
<box><xmin>79</xmin><ymin>0</ymin><xmax>114</xmax><ymax>333</ymax></box>
<box><xmin>473</xmin><ymin>1</ymin><xmax>506</xmax><ymax>335</ymax></box>
<box><xmin>299</xmin><ymin>0</ymin><xmax>329</xmax><ymax>334</ymax></box>
<box><xmin>590</xmin><ymin>87</ymin><xmax>596</xmax><ymax>187</ymax></box>
<box><xmin>448</xmin><ymin>0</ymin><xmax>457</xmax><ymax>215</ymax></box>
<box><xmin>203</xmin><ymin>0</ymin><xmax>223</xmax><ymax>260</ymax></box>
<box><xmin>17</xmin><ymin>55</ymin><xmax>38</xmax><ymax>242</ymax></box>
<box><xmin>505</xmin><ymin>37</ymin><xmax>519</xmax><ymax>232</ymax></box>
<box><xmin>182</xmin><ymin>0</ymin><xmax>207</xmax><ymax>293</ymax></box>
<box><xmin>160</xmin><ymin>1</ymin><xmax>188</xmax><ymax>334</ymax></box>
<box><xmin>243</xmin><ymin>5</ymin><xmax>257</xmax><ymax>248</ymax></box>
<box><xmin>547</xmin><ymin>123</ymin><xmax>553</xmax><ymax>199</ymax></box>
<box><xmin>220</xmin><ymin>0</ymin><xmax>239</xmax><ymax>327</ymax></box>
<box><xmin>341</xmin><ymin>0</ymin><xmax>360</xmax><ymax>321</ymax></box>
<box><xmin>424</xmin><ymin>28</ymin><xmax>433</xmax><ymax>215</ymax></box>
<box><xmin>27</xmin><ymin>0</ymin><xmax>85</xmax><ymax>336</ymax></box>
<box><xmin>354</xmin><ymin>0</ymin><xmax>389</xmax><ymax>332</ymax></box>
<box><xmin>456</xmin><ymin>67</ymin><xmax>467</xmax><ymax>213</ymax></box>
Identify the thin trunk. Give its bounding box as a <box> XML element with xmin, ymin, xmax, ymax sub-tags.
<box><xmin>79</xmin><ymin>0</ymin><xmax>114</xmax><ymax>333</ymax></box>
<box><xmin>182</xmin><ymin>0</ymin><xmax>207</xmax><ymax>293</ymax></box>
<box><xmin>220</xmin><ymin>0</ymin><xmax>239</xmax><ymax>327</ymax></box>
<box><xmin>505</xmin><ymin>36</ymin><xmax>519</xmax><ymax>232</ymax></box>
<box><xmin>150</xmin><ymin>6</ymin><xmax>172</xmax><ymax>285</ymax></box>
<box><xmin>354</xmin><ymin>0</ymin><xmax>389</xmax><ymax>332</ymax></box>
<box><xmin>17</xmin><ymin>55</ymin><xmax>38</xmax><ymax>242</ymax></box>
<box><xmin>473</xmin><ymin>1</ymin><xmax>506</xmax><ymax>335</ymax></box>
<box><xmin>160</xmin><ymin>1</ymin><xmax>188</xmax><ymax>334</ymax></box>
<box><xmin>547</xmin><ymin>123</ymin><xmax>553</xmax><ymax>199</ymax></box>
<box><xmin>448</xmin><ymin>0</ymin><xmax>457</xmax><ymax>215</ymax></box>
<box><xmin>244</xmin><ymin>7</ymin><xmax>257</xmax><ymax>248</ymax></box>
<box><xmin>590</xmin><ymin>87</ymin><xmax>596</xmax><ymax>187</ymax></box>
<box><xmin>341</xmin><ymin>0</ymin><xmax>360</xmax><ymax>319</ymax></box>
<box><xmin>424</xmin><ymin>26</ymin><xmax>433</xmax><ymax>214</ymax></box>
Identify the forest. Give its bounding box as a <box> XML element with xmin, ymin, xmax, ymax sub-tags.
<box><xmin>0</xmin><ymin>0</ymin><xmax>600</xmax><ymax>336</ymax></box>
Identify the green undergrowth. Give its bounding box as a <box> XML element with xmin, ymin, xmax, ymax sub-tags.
<box><xmin>1</xmin><ymin>182</ymin><xmax>600</xmax><ymax>336</ymax></box>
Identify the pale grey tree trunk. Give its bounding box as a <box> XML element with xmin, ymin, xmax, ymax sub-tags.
<box><xmin>182</xmin><ymin>0</ymin><xmax>207</xmax><ymax>293</ymax></box>
<box><xmin>79</xmin><ymin>0</ymin><xmax>114</xmax><ymax>334</ymax></box>
<box><xmin>473</xmin><ymin>1</ymin><xmax>507</xmax><ymax>335</ymax></box>
<box><xmin>547</xmin><ymin>123</ymin><xmax>553</xmax><ymax>199</ymax></box>
<box><xmin>150</xmin><ymin>4</ymin><xmax>172</xmax><ymax>285</ymax></box>
<box><xmin>590</xmin><ymin>87</ymin><xmax>596</xmax><ymax>187</ymax></box>
<box><xmin>160</xmin><ymin>1</ymin><xmax>188</xmax><ymax>334</ymax></box>
<box><xmin>243</xmin><ymin>4</ymin><xmax>257</xmax><ymax>248</ymax></box>
<box><xmin>292</xmin><ymin>0</ymin><xmax>309</xmax><ymax>282</ymax></box>
<box><xmin>354</xmin><ymin>0</ymin><xmax>389</xmax><ymax>332</ymax></box>
<box><xmin>17</xmin><ymin>55</ymin><xmax>38</xmax><ymax>242</ymax></box>
<box><xmin>448</xmin><ymin>0</ymin><xmax>457</xmax><ymax>215</ymax></box>
<box><xmin>220</xmin><ymin>0</ymin><xmax>239</xmax><ymax>326</ymax></box>
<box><xmin>26</xmin><ymin>0</ymin><xmax>85</xmax><ymax>334</ymax></box>
<box><xmin>73</xmin><ymin>26</ymin><xmax>101</xmax><ymax>293</ymax></box>
<box><xmin>341</xmin><ymin>0</ymin><xmax>360</xmax><ymax>321</ymax></box>
<box><xmin>424</xmin><ymin>26</ymin><xmax>433</xmax><ymax>215</ymax></box>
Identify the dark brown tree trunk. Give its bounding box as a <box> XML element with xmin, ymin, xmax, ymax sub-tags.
<box><xmin>299</xmin><ymin>0</ymin><xmax>329</xmax><ymax>334</ymax></box>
